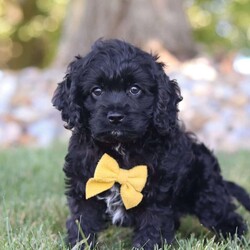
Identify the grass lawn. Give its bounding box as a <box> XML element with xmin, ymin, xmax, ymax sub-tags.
<box><xmin>0</xmin><ymin>144</ymin><xmax>250</xmax><ymax>249</ymax></box>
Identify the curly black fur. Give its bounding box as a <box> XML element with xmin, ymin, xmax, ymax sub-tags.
<box><xmin>52</xmin><ymin>39</ymin><xmax>250</xmax><ymax>249</ymax></box>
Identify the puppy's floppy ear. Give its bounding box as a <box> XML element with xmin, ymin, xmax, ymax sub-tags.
<box><xmin>153</xmin><ymin>62</ymin><xmax>182</xmax><ymax>135</ymax></box>
<box><xmin>52</xmin><ymin>57</ymin><xmax>82</xmax><ymax>130</ymax></box>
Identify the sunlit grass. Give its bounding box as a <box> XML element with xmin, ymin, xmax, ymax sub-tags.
<box><xmin>0</xmin><ymin>145</ymin><xmax>249</xmax><ymax>249</ymax></box>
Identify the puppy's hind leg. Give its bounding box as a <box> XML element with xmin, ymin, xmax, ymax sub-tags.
<box><xmin>193</xmin><ymin>179</ymin><xmax>247</xmax><ymax>238</ymax></box>
<box><xmin>191</xmin><ymin>143</ymin><xmax>247</xmax><ymax>238</ymax></box>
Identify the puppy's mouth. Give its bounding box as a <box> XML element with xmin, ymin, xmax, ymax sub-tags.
<box><xmin>93</xmin><ymin>130</ymin><xmax>139</xmax><ymax>143</ymax></box>
<box><xmin>111</xmin><ymin>130</ymin><xmax>123</xmax><ymax>137</ymax></box>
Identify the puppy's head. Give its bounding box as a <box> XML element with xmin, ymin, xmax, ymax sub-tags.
<box><xmin>52</xmin><ymin>39</ymin><xmax>182</xmax><ymax>143</ymax></box>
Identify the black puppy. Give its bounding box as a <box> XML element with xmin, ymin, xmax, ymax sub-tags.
<box><xmin>52</xmin><ymin>39</ymin><xmax>250</xmax><ymax>249</ymax></box>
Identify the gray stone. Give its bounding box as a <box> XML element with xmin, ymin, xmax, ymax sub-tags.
<box><xmin>27</xmin><ymin>119</ymin><xmax>57</xmax><ymax>146</ymax></box>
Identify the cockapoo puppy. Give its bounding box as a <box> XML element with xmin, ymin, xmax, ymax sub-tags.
<box><xmin>52</xmin><ymin>39</ymin><xmax>250</xmax><ymax>249</ymax></box>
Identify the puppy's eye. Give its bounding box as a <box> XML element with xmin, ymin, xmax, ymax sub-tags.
<box><xmin>129</xmin><ymin>86</ymin><xmax>141</xmax><ymax>96</ymax></box>
<box><xmin>91</xmin><ymin>87</ymin><xmax>103</xmax><ymax>97</ymax></box>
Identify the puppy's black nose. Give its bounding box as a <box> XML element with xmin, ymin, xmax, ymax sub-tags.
<box><xmin>107</xmin><ymin>111</ymin><xmax>124</xmax><ymax>124</ymax></box>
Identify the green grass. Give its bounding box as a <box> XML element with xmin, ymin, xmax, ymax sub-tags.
<box><xmin>0</xmin><ymin>145</ymin><xmax>250</xmax><ymax>249</ymax></box>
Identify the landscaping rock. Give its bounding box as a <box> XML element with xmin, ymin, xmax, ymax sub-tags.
<box><xmin>0</xmin><ymin>56</ymin><xmax>249</xmax><ymax>151</ymax></box>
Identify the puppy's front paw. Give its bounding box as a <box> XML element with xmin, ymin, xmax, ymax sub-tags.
<box><xmin>132</xmin><ymin>239</ymin><xmax>158</xmax><ymax>250</ymax></box>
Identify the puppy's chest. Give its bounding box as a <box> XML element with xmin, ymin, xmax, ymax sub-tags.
<box><xmin>97</xmin><ymin>144</ymin><xmax>142</xmax><ymax>225</ymax></box>
<box><xmin>97</xmin><ymin>145</ymin><xmax>128</xmax><ymax>225</ymax></box>
<box><xmin>96</xmin><ymin>144</ymin><xmax>150</xmax><ymax>225</ymax></box>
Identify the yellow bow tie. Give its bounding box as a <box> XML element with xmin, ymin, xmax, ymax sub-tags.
<box><xmin>85</xmin><ymin>154</ymin><xmax>148</xmax><ymax>209</ymax></box>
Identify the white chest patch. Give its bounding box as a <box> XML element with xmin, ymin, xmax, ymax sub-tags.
<box><xmin>97</xmin><ymin>186</ymin><xmax>126</xmax><ymax>225</ymax></box>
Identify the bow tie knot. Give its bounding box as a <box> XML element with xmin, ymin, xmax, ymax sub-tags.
<box><xmin>117</xmin><ymin>168</ymin><xmax>129</xmax><ymax>185</ymax></box>
<box><xmin>85</xmin><ymin>154</ymin><xmax>148</xmax><ymax>209</ymax></box>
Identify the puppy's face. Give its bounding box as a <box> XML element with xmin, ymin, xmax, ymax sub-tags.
<box><xmin>52</xmin><ymin>40</ymin><xmax>182</xmax><ymax>144</ymax></box>
<box><xmin>82</xmin><ymin>63</ymin><xmax>156</xmax><ymax>143</ymax></box>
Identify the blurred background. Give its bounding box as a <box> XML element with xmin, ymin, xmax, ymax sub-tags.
<box><xmin>0</xmin><ymin>0</ymin><xmax>250</xmax><ymax>150</ymax></box>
